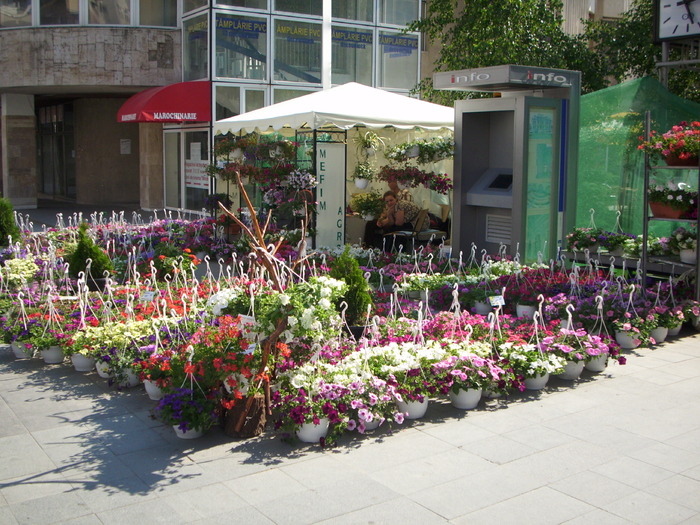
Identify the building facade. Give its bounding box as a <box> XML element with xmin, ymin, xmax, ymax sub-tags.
<box><xmin>0</xmin><ymin>0</ymin><xmax>622</xmax><ymax>211</ymax></box>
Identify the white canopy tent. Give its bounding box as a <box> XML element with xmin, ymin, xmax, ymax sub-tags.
<box><xmin>213</xmin><ymin>82</ymin><xmax>454</xmax><ymax>134</ymax></box>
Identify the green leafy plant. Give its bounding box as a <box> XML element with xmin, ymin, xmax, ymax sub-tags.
<box><xmin>329</xmin><ymin>245</ymin><xmax>373</xmax><ymax>326</ymax></box>
<box><xmin>0</xmin><ymin>198</ymin><xmax>21</xmax><ymax>246</ymax></box>
<box><xmin>68</xmin><ymin>223</ymin><xmax>114</xmax><ymax>279</ymax></box>
<box><xmin>352</xmin><ymin>161</ymin><xmax>375</xmax><ymax>182</ymax></box>
<box><xmin>350</xmin><ymin>191</ymin><xmax>384</xmax><ymax>218</ymax></box>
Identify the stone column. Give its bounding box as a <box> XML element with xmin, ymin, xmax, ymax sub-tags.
<box><xmin>1</xmin><ymin>94</ymin><xmax>37</xmax><ymax>209</ymax></box>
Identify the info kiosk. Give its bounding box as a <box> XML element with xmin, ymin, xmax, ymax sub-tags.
<box><xmin>434</xmin><ymin>65</ymin><xmax>580</xmax><ymax>263</ymax></box>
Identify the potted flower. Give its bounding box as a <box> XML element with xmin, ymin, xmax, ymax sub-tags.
<box><xmin>377</xmin><ymin>165</ymin><xmax>426</xmax><ymax>189</ymax></box>
<box><xmin>539</xmin><ymin>327</ymin><xmax>611</xmax><ymax>380</ymax></box>
<box><xmin>638</xmin><ymin>120</ymin><xmax>700</xmax><ymax>166</ymax></box>
<box><xmin>432</xmin><ymin>348</ymin><xmax>504</xmax><ymax>410</ymax></box>
<box><xmin>611</xmin><ymin>312</ymin><xmax>657</xmax><ymax>349</ymax></box>
<box><xmin>499</xmin><ymin>341</ymin><xmax>566</xmax><ymax>390</ymax></box>
<box><xmin>669</xmin><ymin>226</ymin><xmax>697</xmax><ymax>264</ymax></box>
<box><xmin>385</xmin><ymin>137</ymin><xmax>454</xmax><ymax>164</ymax></box>
<box><xmin>598</xmin><ymin>230</ymin><xmax>635</xmax><ymax>256</ymax></box>
<box><xmin>353</xmin><ymin>130</ymin><xmax>385</xmax><ymax>158</ymax></box>
<box><xmin>351</xmin><ymin>162</ymin><xmax>374</xmax><ymax>189</ymax></box>
<box><xmin>647</xmin><ymin>180</ymin><xmax>697</xmax><ymax>219</ymax></box>
<box><xmin>155</xmin><ymin>387</ymin><xmax>219</xmax><ymax>439</ymax></box>
<box><xmin>350</xmin><ymin>191</ymin><xmax>385</xmax><ymax>221</ymax></box>
<box><xmin>565</xmin><ymin>227</ymin><xmax>603</xmax><ymax>252</ymax></box>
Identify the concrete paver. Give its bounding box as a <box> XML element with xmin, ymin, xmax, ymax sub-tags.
<box><xmin>0</xmin><ymin>330</ymin><xmax>698</xmax><ymax>524</ymax></box>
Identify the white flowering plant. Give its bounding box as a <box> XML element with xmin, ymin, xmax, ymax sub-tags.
<box><xmin>498</xmin><ymin>341</ymin><xmax>566</xmax><ymax>378</ymax></box>
<box><xmin>648</xmin><ymin>180</ymin><xmax>697</xmax><ymax>210</ymax></box>
<box><xmin>669</xmin><ymin>226</ymin><xmax>697</xmax><ymax>252</ymax></box>
<box><xmin>256</xmin><ymin>276</ymin><xmax>348</xmax><ymax>345</ymax></box>
<box><xmin>3</xmin><ymin>257</ymin><xmax>40</xmax><ymax>287</ymax></box>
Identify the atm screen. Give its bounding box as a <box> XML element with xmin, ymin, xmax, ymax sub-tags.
<box><xmin>488</xmin><ymin>173</ymin><xmax>513</xmax><ymax>190</ymax></box>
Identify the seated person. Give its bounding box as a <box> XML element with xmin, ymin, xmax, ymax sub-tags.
<box><xmin>376</xmin><ymin>191</ymin><xmax>427</xmax><ymax>234</ymax></box>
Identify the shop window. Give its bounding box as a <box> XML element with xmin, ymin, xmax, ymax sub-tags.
<box><xmin>377</xmin><ymin>30</ymin><xmax>418</xmax><ymax>89</ymax></box>
<box><xmin>184</xmin><ymin>14</ymin><xmax>209</xmax><ymax>81</ymax></box>
<box><xmin>140</xmin><ymin>0</ymin><xmax>178</xmax><ymax>27</ymax></box>
<box><xmin>331</xmin><ymin>24</ymin><xmax>372</xmax><ymax>86</ymax></box>
<box><xmin>332</xmin><ymin>0</ymin><xmax>373</xmax><ymax>22</ymax></box>
<box><xmin>88</xmin><ymin>0</ymin><xmax>131</xmax><ymax>25</ymax></box>
<box><xmin>215</xmin><ymin>13</ymin><xmax>267</xmax><ymax>80</ymax></box>
<box><xmin>1</xmin><ymin>0</ymin><xmax>31</xmax><ymax>27</ymax></box>
<box><xmin>273</xmin><ymin>18</ymin><xmax>321</xmax><ymax>83</ymax></box>
<box><xmin>39</xmin><ymin>0</ymin><xmax>78</xmax><ymax>25</ymax></box>
<box><xmin>185</xmin><ymin>131</ymin><xmax>210</xmax><ymax>211</ymax></box>
<box><xmin>378</xmin><ymin>0</ymin><xmax>419</xmax><ymax>26</ymax></box>
<box><xmin>274</xmin><ymin>0</ymin><xmax>321</xmax><ymax>16</ymax></box>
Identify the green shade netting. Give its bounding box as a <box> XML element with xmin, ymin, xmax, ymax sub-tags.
<box><xmin>577</xmin><ymin>77</ymin><xmax>700</xmax><ymax>237</ymax></box>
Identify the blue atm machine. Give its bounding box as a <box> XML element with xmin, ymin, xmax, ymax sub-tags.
<box><xmin>434</xmin><ymin>65</ymin><xmax>580</xmax><ymax>263</ymax></box>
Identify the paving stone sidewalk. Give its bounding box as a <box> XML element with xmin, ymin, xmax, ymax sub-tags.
<box><xmin>1</xmin><ymin>330</ymin><xmax>699</xmax><ymax>524</ymax></box>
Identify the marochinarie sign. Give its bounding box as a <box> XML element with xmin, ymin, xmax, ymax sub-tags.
<box><xmin>433</xmin><ymin>65</ymin><xmax>576</xmax><ymax>92</ymax></box>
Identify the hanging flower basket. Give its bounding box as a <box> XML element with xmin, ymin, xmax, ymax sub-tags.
<box><xmin>664</xmin><ymin>155</ymin><xmax>699</xmax><ymax>167</ymax></box>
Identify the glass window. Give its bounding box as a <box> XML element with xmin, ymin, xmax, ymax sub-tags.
<box><xmin>273</xmin><ymin>19</ymin><xmax>321</xmax><ymax>83</ymax></box>
<box><xmin>332</xmin><ymin>0</ymin><xmax>372</xmax><ymax>22</ymax></box>
<box><xmin>184</xmin><ymin>15</ymin><xmax>209</xmax><ymax>81</ymax></box>
<box><xmin>184</xmin><ymin>0</ymin><xmax>208</xmax><ymax>14</ymax></box>
<box><xmin>215</xmin><ymin>85</ymin><xmax>241</xmax><ymax>121</ymax></box>
<box><xmin>215</xmin><ymin>13</ymin><xmax>267</xmax><ymax>80</ymax></box>
<box><xmin>185</xmin><ymin>131</ymin><xmax>210</xmax><ymax>211</ymax></box>
<box><xmin>164</xmin><ymin>132</ymin><xmax>181</xmax><ymax>209</ymax></box>
<box><xmin>273</xmin><ymin>88</ymin><xmax>315</xmax><ymax>104</ymax></box>
<box><xmin>378</xmin><ymin>0</ymin><xmax>419</xmax><ymax>26</ymax></box>
<box><xmin>377</xmin><ymin>30</ymin><xmax>418</xmax><ymax>89</ymax></box>
<box><xmin>217</xmin><ymin>0</ymin><xmax>266</xmax><ymax>9</ymax></box>
<box><xmin>274</xmin><ymin>0</ymin><xmax>321</xmax><ymax>16</ymax></box>
<box><xmin>216</xmin><ymin>86</ymin><xmax>266</xmax><ymax>120</ymax></box>
<box><xmin>39</xmin><ymin>0</ymin><xmax>78</xmax><ymax>25</ymax></box>
<box><xmin>245</xmin><ymin>89</ymin><xmax>265</xmax><ymax>112</ymax></box>
<box><xmin>1</xmin><ymin>0</ymin><xmax>31</xmax><ymax>27</ymax></box>
<box><xmin>140</xmin><ymin>0</ymin><xmax>178</xmax><ymax>27</ymax></box>
<box><xmin>332</xmin><ymin>24</ymin><xmax>372</xmax><ymax>86</ymax></box>
<box><xmin>88</xmin><ymin>0</ymin><xmax>131</xmax><ymax>25</ymax></box>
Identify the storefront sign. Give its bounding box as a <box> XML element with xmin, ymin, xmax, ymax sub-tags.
<box><xmin>315</xmin><ymin>143</ymin><xmax>345</xmax><ymax>249</ymax></box>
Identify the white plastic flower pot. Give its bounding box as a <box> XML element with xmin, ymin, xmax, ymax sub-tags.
<box><xmin>524</xmin><ymin>373</ymin><xmax>549</xmax><ymax>391</ymax></box>
<box><xmin>448</xmin><ymin>388</ymin><xmax>482</xmax><ymax>410</ymax></box>
<box><xmin>396</xmin><ymin>398</ymin><xmax>429</xmax><ymax>420</ymax></box>
<box><xmin>296</xmin><ymin>418</ymin><xmax>330</xmax><ymax>443</ymax></box>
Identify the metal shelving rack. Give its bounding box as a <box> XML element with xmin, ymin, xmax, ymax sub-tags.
<box><xmin>640</xmin><ymin>111</ymin><xmax>700</xmax><ymax>302</ymax></box>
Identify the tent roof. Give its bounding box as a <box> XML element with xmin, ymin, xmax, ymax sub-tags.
<box><xmin>213</xmin><ymin>82</ymin><xmax>454</xmax><ymax>135</ymax></box>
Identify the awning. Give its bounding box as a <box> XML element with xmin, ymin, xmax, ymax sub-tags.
<box><xmin>117</xmin><ymin>81</ymin><xmax>211</xmax><ymax>123</ymax></box>
<box><xmin>214</xmin><ymin>82</ymin><xmax>453</xmax><ymax>134</ymax></box>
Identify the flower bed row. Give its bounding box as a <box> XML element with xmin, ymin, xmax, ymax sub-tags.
<box><xmin>1</xmin><ymin>220</ymin><xmax>699</xmax><ymax>444</ymax></box>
